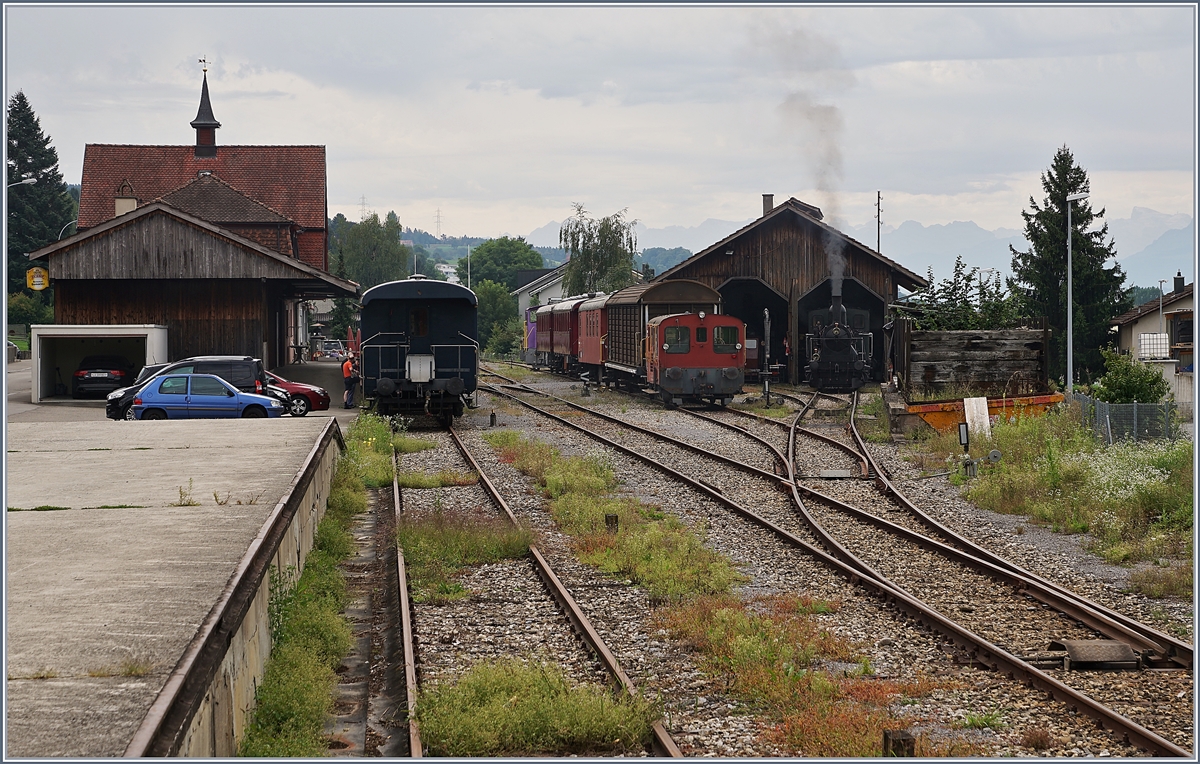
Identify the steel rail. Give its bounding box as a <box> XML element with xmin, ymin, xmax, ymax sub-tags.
<box><xmin>445</xmin><ymin>427</ymin><xmax>682</xmax><ymax>758</ymax></box>
<box><xmin>842</xmin><ymin>392</ymin><xmax>1192</xmax><ymax>670</ymax></box>
<box><xmin>483</xmin><ymin>383</ymin><xmax>1190</xmax><ymax>757</ymax></box>
<box><xmin>391</xmin><ymin>451</ymin><xmax>424</xmax><ymax>757</ymax></box>
<box><xmin>717</xmin><ymin>394</ymin><xmax>870</xmax><ymax>476</ymax></box>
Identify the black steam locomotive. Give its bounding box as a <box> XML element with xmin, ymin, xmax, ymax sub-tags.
<box><xmin>804</xmin><ymin>294</ymin><xmax>873</xmax><ymax>393</ymax></box>
<box><xmin>359</xmin><ymin>275</ymin><xmax>478</xmax><ymax>422</ymax></box>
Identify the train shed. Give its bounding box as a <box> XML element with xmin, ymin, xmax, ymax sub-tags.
<box><xmin>655</xmin><ymin>195</ymin><xmax>927</xmax><ymax>384</ymax></box>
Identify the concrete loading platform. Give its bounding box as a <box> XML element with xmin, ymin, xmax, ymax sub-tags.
<box><xmin>5</xmin><ymin>417</ymin><xmax>343</xmax><ymax>757</ymax></box>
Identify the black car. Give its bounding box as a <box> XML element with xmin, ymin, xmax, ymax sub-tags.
<box><xmin>106</xmin><ymin>356</ymin><xmax>269</xmax><ymax>420</ymax></box>
<box><xmin>73</xmin><ymin>355</ymin><xmax>136</xmax><ymax>398</ymax></box>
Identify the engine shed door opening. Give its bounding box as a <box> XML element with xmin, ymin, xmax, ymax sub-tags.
<box><xmin>795</xmin><ymin>278</ymin><xmax>887</xmax><ymax>383</ymax></box>
<box><xmin>717</xmin><ymin>278</ymin><xmax>788</xmax><ymax>382</ymax></box>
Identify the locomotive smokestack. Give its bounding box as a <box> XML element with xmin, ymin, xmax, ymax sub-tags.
<box><xmin>830</xmin><ymin>293</ymin><xmax>847</xmax><ymax>325</ymax></box>
<box><xmin>763</xmin><ymin>194</ymin><xmax>774</xmax><ymax>217</ymax></box>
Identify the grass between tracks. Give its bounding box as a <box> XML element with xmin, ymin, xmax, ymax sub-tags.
<box><xmin>909</xmin><ymin>404</ymin><xmax>1192</xmax><ymax>597</ymax></box>
<box><xmin>482</xmin><ymin>429</ymin><xmax>742</xmax><ymax>603</ymax></box>
<box><xmin>239</xmin><ymin>419</ymin><xmax>376</xmax><ymax>756</ymax></box>
<box><xmin>415</xmin><ymin>658</ymin><xmax>659</xmax><ymax>756</ymax></box>
<box><xmin>396</xmin><ymin>512</ymin><xmax>532</xmax><ymax>603</ymax></box>
<box><xmin>481</xmin><ymin>429</ymin><xmax>963</xmax><ymax>756</ymax></box>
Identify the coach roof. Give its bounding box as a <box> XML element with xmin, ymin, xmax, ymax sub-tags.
<box><xmin>361</xmin><ymin>276</ymin><xmax>478</xmax><ymax>306</ymax></box>
<box><xmin>605</xmin><ymin>279</ymin><xmax>721</xmax><ymax>306</ymax></box>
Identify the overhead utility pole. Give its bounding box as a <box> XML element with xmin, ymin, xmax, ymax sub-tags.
<box><xmin>876</xmin><ymin>191</ymin><xmax>882</xmax><ymax>253</ymax></box>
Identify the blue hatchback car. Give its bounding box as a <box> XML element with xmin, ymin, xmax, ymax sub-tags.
<box><xmin>133</xmin><ymin>374</ymin><xmax>284</xmax><ymax>419</ymax></box>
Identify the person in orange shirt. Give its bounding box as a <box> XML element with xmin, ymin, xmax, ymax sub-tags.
<box><xmin>342</xmin><ymin>353</ymin><xmax>359</xmax><ymax>408</ymax></box>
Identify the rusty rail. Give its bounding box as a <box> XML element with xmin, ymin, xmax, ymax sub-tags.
<box><xmin>391</xmin><ymin>451</ymin><xmax>424</xmax><ymax>757</ymax></box>
<box><xmin>446</xmin><ymin>426</ymin><xmax>682</xmax><ymax>758</ymax></box>
<box><xmin>483</xmin><ymin>383</ymin><xmax>1190</xmax><ymax>757</ymax></box>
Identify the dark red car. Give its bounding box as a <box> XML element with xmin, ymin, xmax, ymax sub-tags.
<box><xmin>265</xmin><ymin>371</ymin><xmax>331</xmax><ymax>416</ymax></box>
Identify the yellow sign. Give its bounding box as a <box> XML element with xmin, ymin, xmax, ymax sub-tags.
<box><xmin>26</xmin><ymin>266</ymin><xmax>48</xmax><ymax>291</ymax></box>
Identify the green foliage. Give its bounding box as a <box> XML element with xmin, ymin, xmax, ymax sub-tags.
<box><xmin>895</xmin><ymin>255</ymin><xmax>1021</xmax><ymax>330</ymax></box>
<box><xmin>1090</xmin><ymin>347</ymin><xmax>1170</xmax><ymax>403</ymax></box>
<box><xmin>393</xmin><ymin>434</ymin><xmax>437</xmax><ymax>454</ymax></box>
<box><xmin>960</xmin><ymin>708</ymin><xmax>1006</xmax><ymax>730</ymax></box>
<box><xmin>560</xmin><ymin>203</ymin><xmax>639</xmax><ymax>295</ymax></box>
<box><xmin>396</xmin><ymin>513</ymin><xmax>533</xmax><ymax>603</ymax></box>
<box><xmin>484</xmin><ymin>431</ymin><xmax>742</xmax><ymax>602</ymax></box>
<box><xmin>326</xmin><ymin>249</ymin><xmax>358</xmax><ymax>341</ymax></box>
<box><xmin>414</xmin><ymin>658</ymin><xmax>658</xmax><ymax>756</ymax></box>
<box><xmin>339</xmin><ymin>211</ymin><xmax>408</xmax><ymax>290</ymax></box>
<box><xmin>916</xmin><ymin>406</ymin><xmax>1193</xmax><ymax>566</ymax></box>
<box><xmin>636</xmin><ymin>246</ymin><xmax>692</xmax><ymax>277</ymax></box>
<box><xmin>7</xmin><ymin>91</ymin><xmax>75</xmax><ymax>295</ymax></box>
<box><xmin>7</xmin><ymin>290</ymin><xmax>53</xmax><ymax>330</ymax></box>
<box><xmin>485</xmin><ymin>316</ymin><xmax>525</xmax><ymax>357</ymax></box>
<box><xmin>395</xmin><ymin>470</ymin><xmax>478</xmax><ymax>488</ymax></box>
<box><xmin>454</xmin><ymin>236</ymin><xmax>543</xmax><ymax>290</ymax></box>
<box><xmin>1009</xmin><ymin>146</ymin><xmax>1131</xmax><ymax>384</ymax></box>
<box><xmin>242</xmin><ymin>449</ymin><xmax>364</xmax><ymax>757</ymax></box>
<box><xmin>475</xmin><ymin>279</ymin><xmax>518</xmax><ymax>349</ymax></box>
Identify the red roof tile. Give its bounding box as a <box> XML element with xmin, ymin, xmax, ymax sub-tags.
<box><xmin>78</xmin><ymin>144</ymin><xmax>326</xmax><ymax>231</ymax></box>
<box><xmin>157</xmin><ymin>174</ymin><xmax>294</xmax><ymax>224</ymax></box>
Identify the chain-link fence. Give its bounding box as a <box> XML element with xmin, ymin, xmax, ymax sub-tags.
<box><xmin>1076</xmin><ymin>393</ymin><xmax>1179</xmax><ymax>443</ymax></box>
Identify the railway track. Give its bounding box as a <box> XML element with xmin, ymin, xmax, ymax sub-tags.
<box><xmin>477</xmin><ymin>366</ymin><xmax>1193</xmax><ymax>755</ymax></box>
<box><xmin>390</xmin><ymin>428</ymin><xmax>682</xmax><ymax>757</ymax></box>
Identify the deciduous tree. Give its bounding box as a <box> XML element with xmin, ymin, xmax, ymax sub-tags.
<box><xmin>342</xmin><ymin>211</ymin><xmax>408</xmax><ymax>290</ymax></box>
<box><xmin>7</xmin><ymin>91</ymin><xmax>74</xmax><ymax>295</ymax></box>
<box><xmin>454</xmin><ymin>236</ymin><xmax>542</xmax><ymax>291</ymax></box>
<box><xmin>560</xmin><ymin>204</ymin><xmax>638</xmax><ymax>296</ymax></box>
<box><xmin>1091</xmin><ymin>347</ymin><xmax>1169</xmax><ymax>404</ymax></box>
<box><xmin>1009</xmin><ymin>146</ymin><xmax>1130</xmax><ymax>384</ymax></box>
<box><xmin>473</xmin><ymin>279</ymin><xmax>517</xmax><ymax>350</ymax></box>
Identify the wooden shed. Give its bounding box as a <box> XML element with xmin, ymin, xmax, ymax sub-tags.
<box><xmin>28</xmin><ymin>202</ymin><xmax>356</xmax><ymax>367</ymax></box>
<box><xmin>656</xmin><ymin>196</ymin><xmax>927</xmax><ymax>384</ymax></box>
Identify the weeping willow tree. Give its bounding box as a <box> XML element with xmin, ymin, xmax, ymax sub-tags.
<box><xmin>559</xmin><ymin>203</ymin><xmax>638</xmax><ymax>295</ymax></box>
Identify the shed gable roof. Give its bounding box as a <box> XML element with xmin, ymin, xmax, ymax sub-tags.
<box><xmin>655</xmin><ymin>197</ymin><xmax>927</xmax><ymax>290</ymax></box>
<box><xmin>78</xmin><ymin>144</ymin><xmax>326</xmax><ymax>230</ymax></box>
<box><xmin>30</xmin><ymin>202</ymin><xmax>355</xmax><ymax>296</ymax></box>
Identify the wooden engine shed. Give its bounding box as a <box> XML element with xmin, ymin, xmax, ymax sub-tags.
<box><xmin>656</xmin><ymin>196</ymin><xmax>927</xmax><ymax>384</ymax></box>
<box><xmin>28</xmin><ymin>202</ymin><xmax>356</xmax><ymax>367</ymax></box>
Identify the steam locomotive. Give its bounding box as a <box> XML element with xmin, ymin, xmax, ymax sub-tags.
<box><xmin>804</xmin><ymin>294</ymin><xmax>873</xmax><ymax>393</ymax></box>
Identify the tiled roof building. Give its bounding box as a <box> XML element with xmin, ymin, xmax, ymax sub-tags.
<box><xmin>77</xmin><ymin>72</ymin><xmax>329</xmax><ymax>270</ymax></box>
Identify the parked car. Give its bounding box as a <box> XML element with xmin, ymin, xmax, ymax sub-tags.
<box><xmin>133</xmin><ymin>374</ymin><xmax>284</xmax><ymax>419</ymax></box>
<box><xmin>72</xmin><ymin>355</ymin><xmax>135</xmax><ymax>398</ymax></box>
<box><xmin>106</xmin><ymin>356</ymin><xmax>269</xmax><ymax>420</ymax></box>
<box><xmin>265</xmin><ymin>370</ymin><xmax>331</xmax><ymax>417</ymax></box>
<box><xmin>320</xmin><ymin>340</ymin><xmax>346</xmax><ymax>360</ymax></box>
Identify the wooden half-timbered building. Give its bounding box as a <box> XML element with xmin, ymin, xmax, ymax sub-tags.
<box><xmin>656</xmin><ymin>195</ymin><xmax>928</xmax><ymax>384</ymax></box>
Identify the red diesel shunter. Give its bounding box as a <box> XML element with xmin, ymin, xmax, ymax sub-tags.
<box><xmin>647</xmin><ymin>311</ymin><xmax>745</xmax><ymax>406</ymax></box>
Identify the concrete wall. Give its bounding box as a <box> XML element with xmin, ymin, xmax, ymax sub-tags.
<box><xmin>172</xmin><ymin>423</ymin><xmax>341</xmax><ymax>756</ymax></box>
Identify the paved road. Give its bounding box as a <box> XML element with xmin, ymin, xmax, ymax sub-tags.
<box><xmin>5</xmin><ymin>358</ymin><xmax>360</xmax><ymax>429</ymax></box>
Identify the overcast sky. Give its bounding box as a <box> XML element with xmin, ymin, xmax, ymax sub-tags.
<box><xmin>4</xmin><ymin>4</ymin><xmax>1196</xmax><ymax>241</ymax></box>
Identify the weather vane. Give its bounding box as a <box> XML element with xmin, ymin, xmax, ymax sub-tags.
<box><xmin>199</xmin><ymin>56</ymin><xmax>208</xmax><ymax>73</ymax></box>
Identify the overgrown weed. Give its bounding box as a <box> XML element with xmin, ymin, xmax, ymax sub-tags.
<box><xmin>414</xmin><ymin>658</ymin><xmax>658</xmax><ymax>756</ymax></box>
<box><xmin>396</xmin><ymin>513</ymin><xmax>533</xmax><ymax>603</ymax></box>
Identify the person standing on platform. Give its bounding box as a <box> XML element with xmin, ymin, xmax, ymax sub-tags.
<box><xmin>343</xmin><ymin>352</ymin><xmax>359</xmax><ymax>408</ymax></box>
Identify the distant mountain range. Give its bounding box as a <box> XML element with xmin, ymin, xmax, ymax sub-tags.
<box><xmin>526</xmin><ymin>206</ymin><xmax>1193</xmax><ymax>291</ymax></box>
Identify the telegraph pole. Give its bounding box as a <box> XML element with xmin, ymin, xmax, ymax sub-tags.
<box><xmin>876</xmin><ymin>191</ymin><xmax>882</xmax><ymax>253</ymax></box>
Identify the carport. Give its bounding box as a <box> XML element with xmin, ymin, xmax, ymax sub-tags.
<box><xmin>29</xmin><ymin>324</ymin><xmax>168</xmax><ymax>403</ymax></box>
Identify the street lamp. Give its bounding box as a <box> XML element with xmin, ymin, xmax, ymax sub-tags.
<box><xmin>1065</xmin><ymin>191</ymin><xmax>1089</xmax><ymax>393</ymax></box>
<box><xmin>58</xmin><ymin>219</ymin><xmax>78</xmax><ymax>240</ymax></box>
<box><xmin>7</xmin><ymin>177</ymin><xmax>36</xmax><ymax>189</ymax></box>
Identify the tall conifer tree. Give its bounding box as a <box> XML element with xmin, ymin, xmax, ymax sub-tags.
<box><xmin>1009</xmin><ymin>146</ymin><xmax>1130</xmax><ymax>384</ymax></box>
<box><xmin>6</xmin><ymin>91</ymin><xmax>74</xmax><ymax>294</ymax></box>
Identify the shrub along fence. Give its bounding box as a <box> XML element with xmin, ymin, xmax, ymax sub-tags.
<box><xmin>1076</xmin><ymin>393</ymin><xmax>1178</xmax><ymax>443</ymax></box>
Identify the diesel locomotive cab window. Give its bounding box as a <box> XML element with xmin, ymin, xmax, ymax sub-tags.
<box><xmin>664</xmin><ymin>326</ymin><xmax>690</xmax><ymax>353</ymax></box>
<box><xmin>696</xmin><ymin>327</ymin><xmax>708</xmax><ymax>343</ymax></box>
<box><xmin>410</xmin><ymin>308</ymin><xmax>429</xmax><ymax>337</ymax></box>
<box><xmin>714</xmin><ymin>326</ymin><xmax>739</xmax><ymax>354</ymax></box>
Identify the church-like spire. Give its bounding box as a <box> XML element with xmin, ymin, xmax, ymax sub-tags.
<box><xmin>191</xmin><ymin>62</ymin><xmax>220</xmax><ymax>157</ymax></box>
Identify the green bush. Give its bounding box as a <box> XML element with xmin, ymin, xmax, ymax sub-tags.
<box><xmin>1091</xmin><ymin>347</ymin><xmax>1170</xmax><ymax>403</ymax></box>
<box><xmin>415</xmin><ymin>659</ymin><xmax>657</xmax><ymax>756</ymax></box>
<box><xmin>239</xmin><ymin>644</ymin><xmax>335</xmax><ymax>756</ymax></box>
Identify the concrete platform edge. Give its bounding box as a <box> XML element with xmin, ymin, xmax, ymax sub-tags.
<box><xmin>123</xmin><ymin>417</ymin><xmax>346</xmax><ymax>757</ymax></box>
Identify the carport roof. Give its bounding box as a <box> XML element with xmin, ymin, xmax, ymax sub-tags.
<box><xmin>29</xmin><ymin>202</ymin><xmax>357</xmax><ymax>299</ymax></box>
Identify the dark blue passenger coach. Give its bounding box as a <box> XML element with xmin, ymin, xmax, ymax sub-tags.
<box><xmin>360</xmin><ymin>275</ymin><xmax>478</xmax><ymax>422</ymax></box>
